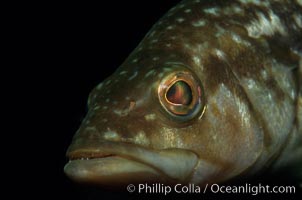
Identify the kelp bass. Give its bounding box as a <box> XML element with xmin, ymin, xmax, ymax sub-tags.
<box><xmin>65</xmin><ymin>0</ymin><xmax>302</xmax><ymax>186</ymax></box>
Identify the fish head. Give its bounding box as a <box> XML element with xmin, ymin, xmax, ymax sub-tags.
<box><xmin>64</xmin><ymin>0</ymin><xmax>266</xmax><ymax>187</ymax></box>
<box><xmin>64</xmin><ymin>53</ymin><xmax>263</xmax><ymax>186</ymax></box>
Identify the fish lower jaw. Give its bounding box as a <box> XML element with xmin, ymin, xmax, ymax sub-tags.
<box><xmin>64</xmin><ymin>156</ymin><xmax>172</xmax><ymax>186</ymax></box>
<box><xmin>64</xmin><ymin>144</ymin><xmax>200</xmax><ymax>186</ymax></box>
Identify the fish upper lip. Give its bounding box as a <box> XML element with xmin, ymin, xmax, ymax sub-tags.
<box><xmin>68</xmin><ymin>151</ymin><xmax>115</xmax><ymax>161</ymax></box>
<box><xmin>66</xmin><ymin>140</ymin><xmax>199</xmax><ymax>182</ymax></box>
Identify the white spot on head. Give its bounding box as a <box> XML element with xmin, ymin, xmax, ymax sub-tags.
<box><xmin>167</xmin><ymin>12</ymin><xmax>174</xmax><ymax>17</ymax></box>
<box><xmin>105</xmin><ymin>98</ymin><xmax>110</xmax><ymax>103</ymax></box>
<box><xmin>184</xmin><ymin>42</ymin><xmax>209</xmax><ymax>57</ymax></box>
<box><xmin>152</xmin><ymin>57</ymin><xmax>159</xmax><ymax>61</ymax></box>
<box><xmin>104</xmin><ymin>131</ymin><xmax>120</xmax><ymax>141</ymax></box>
<box><xmin>159</xmin><ymin>127</ymin><xmax>184</xmax><ymax>148</ymax></box>
<box><xmin>238</xmin><ymin>0</ymin><xmax>270</xmax><ymax>7</ymax></box>
<box><xmin>166</xmin><ymin>43</ymin><xmax>172</xmax><ymax>47</ymax></box>
<box><xmin>119</xmin><ymin>71</ymin><xmax>127</xmax><ymax>75</ymax></box>
<box><xmin>157</xmin><ymin>20</ymin><xmax>163</xmax><ymax>25</ymax></box>
<box><xmin>144</xmin><ymin>113</ymin><xmax>157</xmax><ymax>121</ymax></box>
<box><xmin>203</xmin><ymin>7</ymin><xmax>220</xmax><ymax>16</ymax></box>
<box><xmin>102</xmin><ymin>119</ymin><xmax>108</xmax><ymax>123</ymax></box>
<box><xmin>128</xmin><ymin>71</ymin><xmax>138</xmax><ymax>81</ymax></box>
<box><xmin>184</xmin><ymin>9</ymin><xmax>191</xmax><ymax>13</ymax></box>
<box><xmin>163</xmin><ymin>66</ymin><xmax>176</xmax><ymax>72</ymax></box>
<box><xmin>176</xmin><ymin>18</ymin><xmax>185</xmax><ymax>23</ymax></box>
<box><xmin>151</xmin><ymin>39</ymin><xmax>158</xmax><ymax>44</ymax></box>
<box><xmin>246</xmin><ymin>79</ymin><xmax>256</xmax><ymax>89</ymax></box>
<box><xmin>169</xmin><ymin>5</ymin><xmax>177</xmax><ymax>12</ymax></box>
<box><xmin>193</xmin><ymin>56</ymin><xmax>201</xmax><ymax>66</ymax></box>
<box><xmin>178</xmin><ymin>4</ymin><xmax>185</xmax><ymax>8</ymax></box>
<box><xmin>102</xmin><ymin>106</ymin><xmax>108</xmax><ymax>110</ymax></box>
<box><xmin>149</xmin><ymin>30</ymin><xmax>156</xmax><ymax>37</ymax></box>
<box><xmin>231</xmin><ymin>33</ymin><xmax>241</xmax><ymax>43</ymax></box>
<box><xmin>132</xmin><ymin>58</ymin><xmax>138</xmax><ymax>63</ymax></box>
<box><xmin>96</xmin><ymin>82</ymin><xmax>103</xmax><ymax>90</ymax></box>
<box><xmin>261</xmin><ymin>70</ymin><xmax>268</xmax><ymax>80</ymax></box>
<box><xmin>192</xmin><ymin>20</ymin><xmax>206</xmax><ymax>27</ymax></box>
<box><xmin>170</xmin><ymin>36</ymin><xmax>176</xmax><ymax>40</ymax></box>
<box><xmin>113</xmin><ymin>101</ymin><xmax>118</xmax><ymax>105</ymax></box>
<box><xmin>93</xmin><ymin>105</ymin><xmax>100</xmax><ymax>110</ymax></box>
<box><xmin>246</xmin><ymin>11</ymin><xmax>287</xmax><ymax>38</ymax></box>
<box><xmin>85</xmin><ymin>126</ymin><xmax>97</xmax><ymax>132</ymax></box>
<box><xmin>133</xmin><ymin>131</ymin><xmax>150</xmax><ymax>146</ymax></box>
<box><xmin>113</xmin><ymin>109</ymin><xmax>129</xmax><ymax>117</ymax></box>
<box><xmin>233</xmin><ymin>6</ymin><xmax>243</xmax><ymax>14</ymax></box>
<box><xmin>293</xmin><ymin>14</ymin><xmax>302</xmax><ymax>28</ymax></box>
<box><xmin>166</xmin><ymin>26</ymin><xmax>174</xmax><ymax>30</ymax></box>
<box><xmin>215</xmin><ymin>24</ymin><xmax>226</xmax><ymax>37</ymax></box>
<box><xmin>105</xmin><ymin>80</ymin><xmax>111</xmax><ymax>85</ymax></box>
<box><xmin>231</xmin><ymin>33</ymin><xmax>250</xmax><ymax>46</ymax></box>
<box><xmin>267</xmin><ymin>93</ymin><xmax>272</xmax><ymax>100</ymax></box>
<box><xmin>223</xmin><ymin>6</ymin><xmax>244</xmax><ymax>15</ymax></box>
<box><xmin>215</xmin><ymin>49</ymin><xmax>227</xmax><ymax>61</ymax></box>
<box><xmin>184</xmin><ymin>43</ymin><xmax>191</xmax><ymax>49</ymax></box>
<box><xmin>158</xmin><ymin>72</ymin><xmax>164</xmax><ymax>78</ymax></box>
<box><xmin>145</xmin><ymin>69</ymin><xmax>156</xmax><ymax>78</ymax></box>
<box><xmin>125</xmin><ymin>96</ymin><xmax>130</xmax><ymax>100</ymax></box>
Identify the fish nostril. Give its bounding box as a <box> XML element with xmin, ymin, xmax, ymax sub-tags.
<box><xmin>121</xmin><ymin>101</ymin><xmax>136</xmax><ymax>110</ymax></box>
<box><xmin>113</xmin><ymin>101</ymin><xmax>137</xmax><ymax>117</ymax></box>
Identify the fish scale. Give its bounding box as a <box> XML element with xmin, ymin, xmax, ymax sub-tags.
<box><xmin>65</xmin><ymin>0</ymin><xmax>302</xmax><ymax>187</ymax></box>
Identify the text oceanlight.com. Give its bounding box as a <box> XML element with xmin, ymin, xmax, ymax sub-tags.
<box><xmin>126</xmin><ymin>183</ymin><xmax>296</xmax><ymax>195</ymax></box>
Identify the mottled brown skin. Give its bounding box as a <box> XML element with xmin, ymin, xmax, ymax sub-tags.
<box><xmin>65</xmin><ymin>0</ymin><xmax>302</xmax><ymax>186</ymax></box>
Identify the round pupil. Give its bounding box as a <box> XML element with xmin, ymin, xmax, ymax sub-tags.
<box><xmin>166</xmin><ymin>81</ymin><xmax>192</xmax><ymax>105</ymax></box>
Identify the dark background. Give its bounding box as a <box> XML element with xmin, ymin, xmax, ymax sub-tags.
<box><xmin>25</xmin><ymin>0</ymin><xmax>301</xmax><ymax>199</ymax></box>
<box><xmin>44</xmin><ymin>1</ymin><xmax>182</xmax><ymax>199</ymax></box>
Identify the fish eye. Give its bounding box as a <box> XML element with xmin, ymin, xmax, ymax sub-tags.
<box><xmin>158</xmin><ymin>70</ymin><xmax>205</xmax><ymax>122</ymax></box>
<box><xmin>166</xmin><ymin>80</ymin><xmax>193</xmax><ymax>106</ymax></box>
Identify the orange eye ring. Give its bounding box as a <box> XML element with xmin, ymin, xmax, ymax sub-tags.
<box><xmin>158</xmin><ymin>68</ymin><xmax>205</xmax><ymax>122</ymax></box>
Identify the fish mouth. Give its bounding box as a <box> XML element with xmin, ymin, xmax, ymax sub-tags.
<box><xmin>64</xmin><ymin>141</ymin><xmax>199</xmax><ymax>186</ymax></box>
